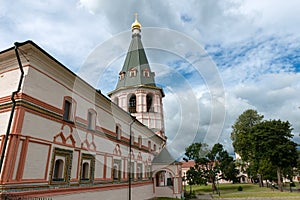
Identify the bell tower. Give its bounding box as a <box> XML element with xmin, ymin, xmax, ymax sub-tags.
<box><xmin>108</xmin><ymin>14</ymin><xmax>165</xmax><ymax>138</ymax></box>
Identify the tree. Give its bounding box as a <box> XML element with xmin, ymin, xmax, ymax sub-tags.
<box><xmin>185</xmin><ymin>143</ymin><xmax>238</xmax><ymax>193</ymax></box>
<box><xmin>218</xmin><ymin>150</ymin><xmax>239</xmax><ymax>183</ymax></box>
<box><xmin>250</xmin><ymin>120</ymin><xmax>298</xmax><ymax>191</ymax></box>
<box><xmin>231</xmin><ymin>109</ymin><xmax>264</xmax><ymax>185</ymax></box>
<box><xmin>231</xmin><ymin>109</ymin><xmax>264</xmax><ymax>162</ymax></box>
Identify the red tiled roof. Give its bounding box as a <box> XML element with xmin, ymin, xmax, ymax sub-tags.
<box><xmin>181</xmin><ymin>160</ymin><xmax>195</xmax><ymax>168</ymax></box>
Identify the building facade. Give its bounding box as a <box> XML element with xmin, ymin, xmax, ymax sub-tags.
<box><xmin>0</xmin><ymin>17</ymin><xmax>181</xmax><ymax>199</ymax></box>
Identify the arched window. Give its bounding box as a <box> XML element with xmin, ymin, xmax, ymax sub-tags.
<box><xmin>153</xmin><ymin>144</ymin><xmax>157</xmax><ymax>152</ymax></box>
<box><xmin>138</xmin><ymin>136</ymin><xmax>142</xmax><ymax>149</ymax></box>
<box><xmin>146</xmin><ymin>94</ymin><xmax>153</xmax><ymax>112</ymax></box>
<box><xmin>81</xmin><ymin>162</ymin><xmax>90</xmax><ymax>180</ymax></box>
<box><xmin>137</xmin><ymin>163</ymin><xmax>143</xmax><ymax>180</ymax></box>
<box><xmin>128</xmin><ymin>94</ymin><xmax>136</xmax><ymax>113</ymax></box>
<box><xmin>116</xmin><ymin>124</ymin><xmax>121</xmax><ymax>140</ymax></box>
<box><xmin>148</xmin><ymin>141</ymin><xmax>151</xmax><ymax>151</ymax></box>
<box><xmin>53</xmin><ymin>159</ymin><xmax>64</xmax><ymax>181</ymax></box>
<box><xmin>63</xmin><ymin>97</ymin><xmax>76</xmax><ymax>122</ymax></box>
<box><xmin>87</xmin><ymin>109</ymin><xmax>96</xmax><ymax>131</ymax></box>
<box><xmin>113</xmin><ymin>165</ymin><xmax>119</xmax><ymax>180</ymax></box>
<box><xmin>131</xmin><ymin>132</ymin><xmax>135</xmax><ymax>145</ymax></box>
<box><xmin>130</xmin><ymin>68</ymin><xmax>137</xmax><ymax>77</ymax></box>
<box><xmin>119</xmin><ymin>72</ymin><xmax>125</xmax><ymax>80</ymax></box>
<box><xmin>143</xmin><ymin>69</ymin><xmax>150</xmax><ymax>77</ymax></box>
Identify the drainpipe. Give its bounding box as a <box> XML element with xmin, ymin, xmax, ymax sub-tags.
<box><xmin>0</xmin><ymin>42</ymin><xmax>24</xmax><ymax>174</ymax></box>
<box><xmin>128</xmin><ymin>116</ymin><xmax>136</xmax><ymax>200</ymax></box>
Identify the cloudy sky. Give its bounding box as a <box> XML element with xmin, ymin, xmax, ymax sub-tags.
<box><xmin>1</xmin><ymin>0</ymin><xmax>300</xmax><ymax>158</ymax></box>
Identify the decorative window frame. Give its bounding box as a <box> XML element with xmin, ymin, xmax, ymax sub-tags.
<box><xmin>128</xmin><ymin>161</ymin><xmax>135</xmax><ymax>181</ymax></box>
<box><xmin>146</xmin><ymin>165</ymin><xmax>152</xmax><ymax>180</ymax></box>
<box><xmin>79</xmin><ymin>153</ymin><xmax>95</xmax><ymax>184</ymax></box>
<box><xmin>137</xmin><ymin>163</ymin><xmax>143</xmax><ymax>180</ymax></box>
<box><xmin>113</xmin><ymin>159</ymin><xmax>122</xmax><ymax>182</ymax></box>
<box><xmin>87</xmin><ymin>109</ymin><xmax>97</xmax><ymax>131</ymax></box>
<box><xmin>143</xmin><ymin>69</ymin><xmax>150</xmax><ymax>77</ymax></box>
<box><xmin>119</xmin><ymin>72</ymin><xmax>125</xmax><ymax>80</ymax></box>
<box><xmin>49</xmin><ymin>148</ymin><xmax>73</xmax><ymax>185</ymax></box>
<box><xmin>129</xmin><ymin>68</ymin><xmax>137</xmax><ymax>77</ymax></box>
<box><xmin>63</xmin><ymin>96</ymin><xmax>76</xmax><ymax>122</ymax></box>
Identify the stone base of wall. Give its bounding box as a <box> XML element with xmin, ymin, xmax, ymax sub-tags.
<box><xmin>53</xmin><ymin>184</ymin><xmax>154</xmax><ymax>200</ymax></box>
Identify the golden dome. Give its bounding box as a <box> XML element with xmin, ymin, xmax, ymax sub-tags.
<box><xmin>131</xmin><ymin>13</ymin><xmax>141</xmax><ymax>30</ymax></box>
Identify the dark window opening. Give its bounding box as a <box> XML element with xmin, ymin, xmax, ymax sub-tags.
<box><xmin>53</xmin><ymin>159</ymin><xmax>64</xmax><ymax>181</ymax></box>
<box><xmin>81</xmin><ymin>162</ymin><xmax>90</xmax><ymax>180</ymax></box>
<box><xmin>63</xmin><ymin>100</ymin><xmax>71</xmax><ymax>121</ymax></box>
<box><xmin>129</xmin><ymin>95</ymin><xmax>136</xmax><ymax>113</ymax></box>
<box><xmin>146</xmin><ymin>94</ymin><xmax>153</xmax><ymax>112</ymax></box>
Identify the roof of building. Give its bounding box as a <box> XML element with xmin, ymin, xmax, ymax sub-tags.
<box><xmin>181</xmin><ymin>160</ymin><xmax>195</xmax><ymax>169</ymax></box>
<box><xmin>152</xmin><ymin>148</ymin><xmax>176</xmax><ymax>164</ymax></box>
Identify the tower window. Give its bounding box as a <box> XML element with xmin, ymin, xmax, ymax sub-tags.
<box><xmin>119</xmin><ymin>72</ymin><xmax>125</xmax><ymax>80</ymax></box>
<box><xmin>146</xmin><ymin>94</ymin><xmax>154</xmax><ymax>112</ymax></box>
<box><xmin>130</xmin><ymin>68</ymin><xmax>137</xmax><ymax>77</ymax></box>
<box><xmin>128</xmin><ymin>94</ymin><xmax>136</xmax><ymax>113</ymax></box>
<box><xmin>143</xmin><ymin>69</ymin><xmax>150</xmax><ymax>77</ymax></box>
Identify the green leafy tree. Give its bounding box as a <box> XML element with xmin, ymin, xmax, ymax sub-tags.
<box><xmin>185</xmin><ymin>143</ymin><xmax>238</xmax><ymax>193</ymax></box>
<box><xmin>231</xmin><ymin>109</ymin><xmax>264</xmax><ymax>162</ymax></box>
<box><xmin>218</xmin><ymin>150</ymin><xmax>239</xmax><ymax>183</ymax></box>
<box><xmin>231</xmin><ymin>109</ymin><xmax>264</xmax><ymax>185</ymax></box>
<box><xmin>250</xmin><ymin>120</ymin><xmax>298</xmax><ymax>191</ymax></box>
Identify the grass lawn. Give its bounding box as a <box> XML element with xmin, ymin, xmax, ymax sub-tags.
<box><xmin>189</xmin><ymin>183</ymin><xmax>300</xmax><ymax>199</ymax></box>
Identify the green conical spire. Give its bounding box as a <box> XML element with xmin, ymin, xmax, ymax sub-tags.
<box><xmin>115</xmin><ymin>17</ymin><xmax>156</xmax><ymax>90</ymax></box>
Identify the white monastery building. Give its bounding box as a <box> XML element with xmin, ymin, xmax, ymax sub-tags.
<box><xmin>0</xmin><ymin>16</ymin><xmax>182</xmax><ymax>199</ymax></box>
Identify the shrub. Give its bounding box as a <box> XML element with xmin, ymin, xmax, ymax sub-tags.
<box><xmin>290</xmin><ymin>182</ymin><xmax>296</xmax><ymax>187</ymax></box>
<box><xmin>237</xmin><ymin>186</ymin><xmax>243</xmax><ymax>191</ymax></box>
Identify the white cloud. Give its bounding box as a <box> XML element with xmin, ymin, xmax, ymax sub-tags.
<box><xmin>1</xmin><ymin>0</ymin><xmax>300</xmax><ymax>157</ymax></box>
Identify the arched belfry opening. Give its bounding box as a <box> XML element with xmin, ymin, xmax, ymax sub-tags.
<box><xmin>128</xmin><ymin>94</ymin><xmax>136</xmax><ymax>113</ymax></box>
<box><xmin>146</xmin><ymin>94</ymin><xmax>153</xmax><ymax>112</ymax></box>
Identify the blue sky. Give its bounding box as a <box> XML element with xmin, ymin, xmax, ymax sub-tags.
<box><xmin>1</xmin><ymin>0</ymin><xmax>300</xmax><ymax>157</ymax></box>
